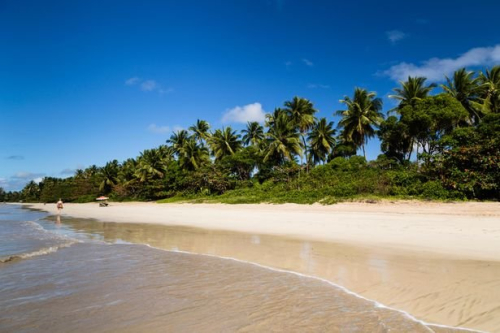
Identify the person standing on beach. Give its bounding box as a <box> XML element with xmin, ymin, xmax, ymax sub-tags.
<box><xmin>56</xmin><ymin>199</ymin><xmax>63</xmax><ymax>214</ymax></box>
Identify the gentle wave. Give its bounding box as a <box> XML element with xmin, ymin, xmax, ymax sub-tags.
<box><xmin>144</xmin><ymin>244</ymin><xmax>483</xmax><ymax>333</ymax></box>
<box><xmin>0</xmin><ymin>241</ymin><xmax>77</xmax><ymax>263</ymax></box>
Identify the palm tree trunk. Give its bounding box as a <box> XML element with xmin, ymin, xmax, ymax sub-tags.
<box><xmin>301</xmin><ymin>134</ymin><xmax>309</xmax><ymax>173</ymax></box>
<box><xmin>407</xmin><ymin>138</ymin><xmax>414</xmax><ymax>162</ymax></box>
<box><xmin>362</xmin><ymin>144</ymin><xmax>366</xmax><ymax>159</ymax></box>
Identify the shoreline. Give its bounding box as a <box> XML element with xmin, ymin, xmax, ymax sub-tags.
<box><xmin>25</xmin><ymin>201</ymin><xmax>500</xmax><ymax>262</ymax></box>
<box><xmin>21</xmin><ymin>201</ymin><xmax>500</xmax><ymax>331</ymax></box>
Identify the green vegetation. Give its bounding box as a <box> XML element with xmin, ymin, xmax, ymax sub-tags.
<box><xmin>3</xmin><ymin>66</ymin><xmax>499</xmax><ymax>204</ymax></box>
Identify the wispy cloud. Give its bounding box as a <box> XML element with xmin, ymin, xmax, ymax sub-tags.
<box><xmin>147</xmin><ymin>124</ymin><xmax>172</xmax><ymax>134</ymax></box>
<box><xmin>60</xmin><ymin>168</ymin><xmax>76</xmax><ymax>175</ymax></box>
<box><xmin>302</xmin><ymin>58</ymin><xmax>314</xmax><ymax>67</ymax></box>
<box><xmin>125</xmin><ymin>77</ymin><xmax>173</xmax><ymax>94</ymax></box>
<box><xmin>222</xmin><ymin>103</ymin><xmax>266</xmax><ymax>124</ymax></box>
<box><xmin>125</xmin><ymin>77</ymin><xmax>141</xmax><ymax>85</ymax></box>
<box><xmin>381</xmin><ymin>44</ymin><xmax>500</xmax><ymax>82</ymax></box>
<box><xmin>386</xmin><ymin>30</ymin><xmax>408</xmax><ymax>44</ymax></box>
<box><xmin>159</xmin><ymin>87</ymin><xmax>174</xmax><ymax>94</ymax></box>
<box><xmin>0</xmin><ymin>172</ymin><xmax>46</xmax><ymax>191</ymax></box>
<box><xmin>14</xmin><ymin>172</ymin><xmax>44</xmax><ymax>180</ymax></box>
<box><xmin>285</xmin><ymin>61</ymin><xmax>292</xmax><ymax>69</ymax></box>
<box><xmin>307</xmin><ymin>83</ymin><xmax>330</xmax><ymax>89</ymax></box>
<box><xmin>6</xmin><ymin>155</ymin><xmax>24</xmax><ymax>160</ymax></box>
<box><xmin>140</xmin><ymin>80</ymin><xmax>157</xmax><ymax>91</ymax></box>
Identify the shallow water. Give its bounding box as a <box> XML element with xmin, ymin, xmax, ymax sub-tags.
<box><xmin>0</xmin><ymin>205</ymin><xmax>486</xmax><ymax>332</ymax></box>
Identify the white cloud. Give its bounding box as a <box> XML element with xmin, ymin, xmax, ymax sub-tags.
<box><xmin>140</xmin><ymin>80</ymin><xmax>157</xmax><ymax>91</ymax></box>
<box><xmin>147</xmin><ymin>124</ymin><xmax>171</xmax><ymax>134</ymax></box>
<box><xmin>307</xmin><ymin>83</ymin><xmax>330</xmax><ymax>89</ymax></box>
<box><xmin>285</xmin><ymin>61</ymin><xmax>292</xmax><ymax>69</ymax></box>
<box><xmin>222</xmin><ymin>103</ymin><xmax>266</xmax><ymax>124</ymax></box>
<box><xmin>386</xmin><ymin>30</ymin><xmax>408</xmax><ymax>44</ymax></box>
<box><xmin>302</xmin><ymin>58</ymin><xmax>314</xmax><ymax>67</ymax></box>
<box><xmin>125</xmin><ymin>77</ymin><xmax>140</xmax><ymax>85</ymax></box>
<box><xmin>382</xmin><ymin>44</ymin><xmax>500</xmax><ymax>82</ymax></box>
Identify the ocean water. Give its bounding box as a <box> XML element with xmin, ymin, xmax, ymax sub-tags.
<box><xmin>0</xmin><ymin>204</ymin><xmax>475</xmax><ymax>332</ymax></box>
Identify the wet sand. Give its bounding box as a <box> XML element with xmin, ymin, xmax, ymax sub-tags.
<box><xmin>28</xmin><ymin>202</ymin><xmax>500</xmax><ymax>332</ymax></box>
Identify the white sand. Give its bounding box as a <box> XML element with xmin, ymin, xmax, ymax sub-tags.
<box><xmin>25</xmin><ymin>201</ymin><xmax>500</xmax><ymax>331</ymax></box>
<box><xmin>29</xmin><ymin>201</ymin><xmax>500</xmax><ymax>261</ymax></box>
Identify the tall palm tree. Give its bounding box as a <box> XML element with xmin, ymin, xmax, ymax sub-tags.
<box><xmin>178</xmin><ymin>138</ymin><xmax>210</xmax><ymax>170</ymax></box>
<box><xmin>441</xmin><ymin>68</ymin><xmax>482</xmax><ymax>123</ymax></box>
<box><xmin>478</xmin><ymin>65</ymin><xmax>500</xmax><ymax>114</ymax></box>
<box><xmin>265</xmin><ymin>108</ymin><xmax>287</xmax><ymax>129</ymax></box>
<box><xmin>264</xmin><ymin>113</ymin><xmax>302</xmax><ymax>164</ymax></box>
<box><xmin>307</xmin><ymin>118</ymin><xmax>336</xmax><ymax>165</ymax></box>
<box><xmin>242</xmin><ymin>121</ymin><xmax>264</xmax><ymax>146</ymax></box>
<box><xmin>284</xmin><ymin>96</ymin><xmax>317</xmax><ymax>132</ymax></box>
<box><xmin>284</xmin><ymin>97</ymin><xmax>317</xmax><ymax>166</ymax></box>
<box><xmin>188</xmin><ymin>119</ymin><xmax>210</xmax><ymax>144</ymax></box>
<box><xmin>389</xmin><ymin>76</ymin><xmax>435</xmax><ymax>112</ymax></box>
<box><xmin>167</xmin><ymin>130</ymin><xmax>191</xmax><ymax>155</ymax></box>
<box><xmin>336</xmin><ymin>88</ymin><xmax>384</xmax><ymax>159</ymax></box>
<box><xmin>208</xmin><ymin>127</ymin><xmax>242</xmax><ymax>161</ymax></box>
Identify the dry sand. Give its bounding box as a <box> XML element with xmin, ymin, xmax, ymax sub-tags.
<box><xmin>28</xmin><ymin>201</ymin><xmax>500</xmax><ymax>332</ymax></box>
<box><xmin>30</xmin><ymin>201</ymin><xmax>500</xmax><ymax>261</ymax></box>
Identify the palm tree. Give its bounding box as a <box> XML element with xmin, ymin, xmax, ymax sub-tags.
<box><xmin>119</xmin><ymin>158</ymin><xmax>138</xmax><ymax>183</ymax></box>
<box><xmin>441</xmin><ymin>68</ymin><xmax>482</xmax><ymax>123</ymax></box>
<box><xmin>265</xmin><ymin>108</ymin><xmax>287</xmax><ymax>128</ymax></box>
<box><xmin>74</xmin><ymin>169</ymin><xmax>85</xmax><ymax>179</ymax></box>
<box><xmin>189</xmin><ymin>119</ymin><xmax>210</xmax><ymax>144</ymax></box>
<box><xmin>99</xmin><ymin>160</ymin><xmax>120</xmax><ymax>193</ymax></box>
<box><xmin>242</xmin><ymin>121</ymin><xmax>264</xmax><ymax>146</ymax></box>
<box><xmin>135</xmin><ymin>147</ymin><xmax>171</xmax><ymax>182</ymax></box>
<box><xmin>264</xmin><ymin>113</ymin><xmax>302</xmax><ymax>164</ymax></box>
<box><xmin>307</xmin><ymin>118</ymin><xmax>336</xmax><ymax>165</ymax></box>
<box><xmin>208</xmin><ymin>127</ymin><xmax>242</xmax><ymax>161</ymax></box>
<box><xmin>389</xmin><ymin>76</ymin><xmax>435</xmax><ymax>112</ymax></box>
<box><xmin>84</xmin><ymin>165</ymin><xmax>99</xmax><ymax>178</ymax></box>
<box><xmin>478</xmin><ymin>65</ymin><xmax>500</xmax><ymax>114</ymax></box>
<box><xmin>178</xmin><ymin>138</ymin><xmax>210</xmax><ymax>170</ymax></box>
<box><xmin>284</xmin><ymin>97</ymin><xmax>317</xmax><ymax>166</ymax></box>
<box><xmin>336</xmin><ymin>88</ymin><xmax>384</xmax><ymax>159</ymax></box>
<box><xmin>167</xmin><ymin>130</ymin><xmax>191</xmax><ymax>155</ymax></box>
<box><xmin>23</xmin><ymin>180</ymin><xmax>40</xmax><ymax>200</ymax></box>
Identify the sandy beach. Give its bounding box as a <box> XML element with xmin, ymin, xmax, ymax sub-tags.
<box><xmin>29</xmin><ymin>201</ymin><xmax>500</xmax><ymax>260</ymax></box>
<box><xmin>27</xmin><ymin>201</ymin><xmax>500</xmax><ymax>332</ymax></box>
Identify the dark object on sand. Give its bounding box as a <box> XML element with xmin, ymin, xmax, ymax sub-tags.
<box><xmin>96</xmin><ymin>196</ymin><xmax>109</xmax><ymax>207</ymax></box>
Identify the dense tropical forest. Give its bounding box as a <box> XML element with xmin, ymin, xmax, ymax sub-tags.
<box><xmin>3</xmin><ymin>66</ymin><xmax>499</xmax><ymax>203</ymax></box>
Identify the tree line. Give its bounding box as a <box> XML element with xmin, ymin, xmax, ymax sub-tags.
<box><xmin>3</xmin><ymin>66</ymin><xmax>499</xmax><ymax>203</ymax></box>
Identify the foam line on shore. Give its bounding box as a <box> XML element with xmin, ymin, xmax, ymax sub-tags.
<box><xmin>143</xmin><ymin>243</ymin><xmax>484</xmax><ymax>333</ymax></box>
<box><xmin>0</xmin><ymin>241</ymin><xmax>77</xmax><ymax>263</ymax></box>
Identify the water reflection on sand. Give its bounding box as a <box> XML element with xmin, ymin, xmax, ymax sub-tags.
<box><xmin>50</xmin><ymin>215</ymin><xmax>500</xmax><ymax>332</ymax></box>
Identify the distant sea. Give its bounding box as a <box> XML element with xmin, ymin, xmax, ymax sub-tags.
<box><xmin>0</xmin><ymin>204</ymin><xmax>469</xmax><ymax>332</ymax></box>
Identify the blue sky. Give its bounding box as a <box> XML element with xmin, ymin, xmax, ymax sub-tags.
<box><xmin>1</xmin><ymin>0</ymin><xmax>500</xmax><ymax>190</ymax></box>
